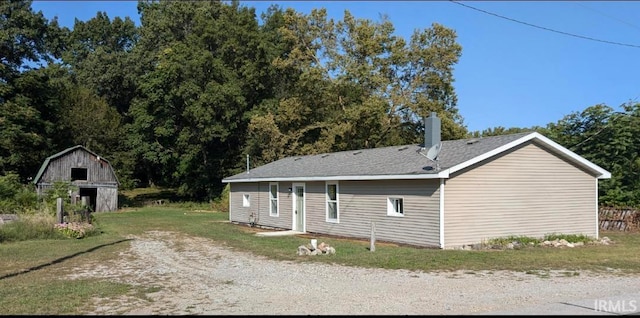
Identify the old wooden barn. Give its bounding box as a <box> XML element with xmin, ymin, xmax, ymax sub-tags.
<box><xmin>33</xmin><ymin>145</ymin><xmax>119</xmax><ymax>212</ymax></box>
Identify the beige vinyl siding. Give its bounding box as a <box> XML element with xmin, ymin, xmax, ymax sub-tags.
<box><xmin>305</xmin><ymin>180</ymin><xmax>441</xmax><ymax>247</ymax></box>
<box><xmin>444</xmin><ymin>141</ymin><xmax>597</xmax><ymax>248</ymax></box>
<box><xmin>300</xmin><ymin>182</ymin><xmax>324</xmax><ymax>233</ymax></box>
<box><xmin>229</xmin><ymin>183</ymin><xmax>259</xmax><ymax>223</ymax></box>
<box><xmin>229</xmin><ymin>182</ymin><xmax>292</xmax><ymax>230</ymax></box>
<box><xmin>274</xmin><ymin>182</ymin><xmax>293</xmax><ymax>229</ymax></box>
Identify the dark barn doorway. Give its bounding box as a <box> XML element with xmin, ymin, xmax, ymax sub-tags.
<box><xmin>79</xmin><ymin>188</ymin><xmax>97</xmax><ymax>212</ymax></box>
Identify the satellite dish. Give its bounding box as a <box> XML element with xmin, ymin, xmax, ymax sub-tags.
<box><xmin>425</xmin><ymin>143</ymin><xmax>441</xmax><ymax>161</ymax></box>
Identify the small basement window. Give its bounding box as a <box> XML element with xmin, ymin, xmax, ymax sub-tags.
<box><xmin>71</xmin><ymin>168</ymin><xmax>87</xmax><ymax>181</ymax></box>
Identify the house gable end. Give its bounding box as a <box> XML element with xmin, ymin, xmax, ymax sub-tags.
<box><xmin>446</xmin><ymin>132</ymin><xmax>610</xmax><ymax>179</ymax></box>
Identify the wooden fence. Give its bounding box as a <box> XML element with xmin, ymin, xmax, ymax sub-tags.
<box><xmin>599</xmin><ymin>207</ymin><xmax>640</xmax><ymax>231</ymax></box>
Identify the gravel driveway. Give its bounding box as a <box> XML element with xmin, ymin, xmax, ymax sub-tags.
<box><xmin>65</xmin><ymin>231</ymin><xmax>640</xmax><ymax>315</ymax></box>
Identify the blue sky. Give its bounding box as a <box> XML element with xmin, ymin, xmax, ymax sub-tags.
<box><xmin>31</xmin><ymin>1</ymin><xmax>640</xmax><ymax>133</ymax></box>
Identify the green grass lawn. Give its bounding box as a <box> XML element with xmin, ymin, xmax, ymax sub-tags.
<box><xmin>1</xmin><ymin>206</ymin><xmax>639</xmax><ymax>314</ymax></box>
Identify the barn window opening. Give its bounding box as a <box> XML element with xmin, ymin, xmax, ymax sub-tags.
<box><xmin>71</xmin><ymin>168</ymin><xmax>87</xmax><ymax>181</ymax></box>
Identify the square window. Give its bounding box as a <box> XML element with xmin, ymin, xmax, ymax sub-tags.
<box><xmin>387</xmin><ymin>197</ymin><xmax>404</xmax><ymax>216</ymax></box>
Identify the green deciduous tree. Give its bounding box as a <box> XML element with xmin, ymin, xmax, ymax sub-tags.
<box><xmin>0</xmin><ymin>68</ymin><xmax>64</xmax><ymax>179</ymax></box>
<box><xmin>546</xmin><ymin>103</ymin><xmax>640</xmax><ymax>207</ymax></box>
<box><xmin>58</xmin><ymin>84</ymin><xmax>122</xmax><ymax>154</ymax></box>
<box><xmin>62</xmin><ymin>11</ymin><xmax>139</xmax><ymax>115</ymax></box>
<box><xmin>60</xmin><ymin>10</ymin><xmax>141</xmax><ymax>189</ymax></box>
<box><xmin>468</xmin><ymin>126</ymin><xmax>544</xmax><ymax>138</ymax></box>
<box><xmin>2</xmin><ymin>0</ymin><xmax>471</xmax><ymax>201</ymax></box>
<box><xmin>246</xmin><ymin>8</ymin><xmax>466</xmax><ymax>167</ymax></box>
<box><xmin>128</xmin><ymin>0</ymin><xmax>278</xmax><ymax>198</ymax></box>
<box><xmin>0</xmin><ymin>0</ymin><xmax>59</xmax><ymax>82</ymax></box>
<box><xmin>1</xmin><ymin>0</ymin><xmax>67</xmax><ymax>181</ymax></box>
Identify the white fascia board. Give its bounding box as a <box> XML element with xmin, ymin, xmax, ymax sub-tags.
<box><xmin>447</xmin><ymin>132</ymin><xmax>612</xmax><ymax>179</ymax></box>
<box><xmin>222</xmin><ymin>171</ymin><xmax>450</xmax><ymax>183</ymax></box>
<box><xmin>533</xmin><ymin>133</ymin><xmax>611</xmax><ymax>179</ymax></box>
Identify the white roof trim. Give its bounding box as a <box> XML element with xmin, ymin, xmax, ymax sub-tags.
<box><xmin>222</xmin><ymin>171</ymin><xmax>450</xmax><ymax>183</ymax></box>
<box><xmin>446</xmin><ymin>132</ymin><xmax>611</xmax><ymax>179</ymax></box>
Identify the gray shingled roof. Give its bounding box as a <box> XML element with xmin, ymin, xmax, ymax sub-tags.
<box><xmin>223</xmin><ymin>132</ymin><xmax>533</xmax><ymax>182</ymax></box>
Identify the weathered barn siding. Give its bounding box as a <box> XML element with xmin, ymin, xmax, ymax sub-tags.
<box><xmin>34</xmin><ymin>146</ymin><xmax>119</xmax><ymax>212</ymax></box>
<box><xmin>444</xmin><ymin>141</ymin><xmax>597</xmax><ymax>248</ymax></box>
<box><xmin>37</xmin><ymin>148</ymin><xmax>117</xmax><ymax>186</ymax></box>
<box><xmin>96</xmin><ymin>187</ymin><xmax>118</xmax><ymax>213</ymax></box>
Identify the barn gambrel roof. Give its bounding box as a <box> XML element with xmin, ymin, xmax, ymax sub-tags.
<box><xmin>33</xmin><ymin>145</ymin><xmax>120</xmax><ymax>185</ymax></box>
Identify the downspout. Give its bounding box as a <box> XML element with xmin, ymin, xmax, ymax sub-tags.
<box><xmin>439</xmin><ymin>178</ymin><xmax>445</xmax><ymax>249</ymax></box>
<box><xmin>228</xmin><ymin>184</ymin><xmax>232</xmax><ymax>221</ymax></box>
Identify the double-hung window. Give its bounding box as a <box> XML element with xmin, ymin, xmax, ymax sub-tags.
<box><xmin>326</xmin><ymin>182</ymin><xmax>339</xmax><ymax>222</ymax></box>
<box><xmin>269</xmin><ymin>182</ymin><xmax>279</xmax><ymax>216</ymax></box>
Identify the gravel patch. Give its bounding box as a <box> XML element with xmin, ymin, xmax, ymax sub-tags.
<box><xmin>65</xmin><ymin>231</ymin><xmax>640</xmax><ymax>315</ymax></box>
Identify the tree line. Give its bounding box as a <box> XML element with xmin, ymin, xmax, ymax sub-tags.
<box><xmin>1</xmin><ymin>0</ymin><xmax>638</xmax><ymax>206</ymax></box>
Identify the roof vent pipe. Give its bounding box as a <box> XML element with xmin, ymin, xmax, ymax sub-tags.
<box><xmin>424</xmin><ymin>112</ymin><xmax>441</xmax><ymax>150</ymax></box>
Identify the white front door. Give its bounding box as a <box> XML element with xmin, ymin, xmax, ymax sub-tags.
<box><xmin>292</xmin><ymin>183</ymin><xmax>305</xmax><ymax>232</ymax></box>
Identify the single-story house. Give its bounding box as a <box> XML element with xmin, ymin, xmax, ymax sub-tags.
<box><xmin>222</xmin><ymin>113</ymin><xmax>611</xmax><ymax>249</ymax></box>
<box><xmin>33</xmin><ymin>145</ymin><xmax>119</xmax><ymax>212</ymax></box>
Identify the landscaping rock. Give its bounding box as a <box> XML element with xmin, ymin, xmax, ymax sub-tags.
<box><xmin>297</xmin><ymin>240</ymin><xmax>335</xmax><ymax>256</ymax></box>
<box><xmin>297</xmin><ymin>245</ymin><xmax>311</xmax><ymax>256</ymax></box>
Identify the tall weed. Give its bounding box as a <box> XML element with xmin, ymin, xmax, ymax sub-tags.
<box><xmin>0</xmin><ymin>213</ymin><xmax>63</xmax><ymax>243</ymax></box>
